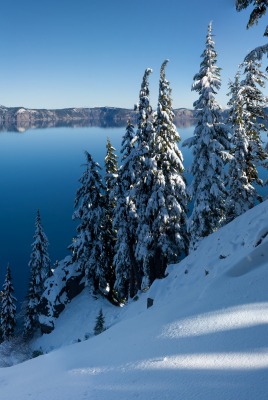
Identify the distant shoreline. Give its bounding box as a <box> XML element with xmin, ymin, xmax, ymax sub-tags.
<box><xmin>0</xmin><ymin>105</ymin><xmax>198</xmax><ymax>132</ymax></box>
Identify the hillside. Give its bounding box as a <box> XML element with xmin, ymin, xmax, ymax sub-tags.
<box><xmin>0</xmin><ymin>200</ymin><xmax>267</xmax><ymax>399</ymax></box>
<box><xmin>0</xmin><ymin>105</ymin><xmax>198</xmax><ymax>131</ymax></box>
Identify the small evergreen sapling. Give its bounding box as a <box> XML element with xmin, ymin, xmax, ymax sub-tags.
<box><xmin>0</xmin><ymin>264</ymin><xmax>17</xmax><ymax>340</ymax></box>
<box><xmin>94</xmin><ymin>309</ymin><xmax>105</xmax><ymax>335</ymax></box>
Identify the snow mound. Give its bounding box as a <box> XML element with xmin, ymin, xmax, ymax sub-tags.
<box><xmin>0</xmin><ymin>201</ymin><xmax>268</xmax><ymax>400</ymax></box>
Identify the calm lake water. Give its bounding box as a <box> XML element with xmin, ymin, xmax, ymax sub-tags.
<box><xmin>0</xmin><ymin>125</ymin><xmax>267</xmax><ymax>305</ymax></box>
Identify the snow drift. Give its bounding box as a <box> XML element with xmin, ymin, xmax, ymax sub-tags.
<box><xmin>0</xmin><ymin>200</ymin><xmax>268</xmax><ymax>400</ymax></box>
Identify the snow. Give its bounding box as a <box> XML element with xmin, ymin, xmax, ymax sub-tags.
<box><xmin>16</xmin><ymin>108</ymin><xmax>26</xmax><ymax>114</ymax></box>
<box><xmin>1</xmin><ymin>201</ymin><xmax>268</xmax><ymax>399</ymax></box>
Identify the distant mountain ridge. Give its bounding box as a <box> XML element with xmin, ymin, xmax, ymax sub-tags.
<box><xmin>0</xmin><ymin>105</ymin><xmax>198</xmax><ymax>131</ymax></box>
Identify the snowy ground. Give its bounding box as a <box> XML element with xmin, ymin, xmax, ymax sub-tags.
<box><xmin>0</xmin><ymin>201</ymin><xmax>268</xmax><ymax>399</ymax></box>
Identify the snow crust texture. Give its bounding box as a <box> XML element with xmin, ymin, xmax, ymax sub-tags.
<box><xmin>0</xmin><ymin>201</ymin><xmax>268</xmax><ymax>399</ymax></box>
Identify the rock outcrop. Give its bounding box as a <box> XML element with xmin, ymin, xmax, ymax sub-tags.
<box><xmin>38</xmin><ymin>256</ymin><xmax>84</xmax><ymax>334</ymax></box>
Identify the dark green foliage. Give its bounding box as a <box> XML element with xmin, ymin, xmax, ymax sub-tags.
<box><xmin>101</xmin><ymin>138</ymin><xmax>118</xmax><ymax>298</ymax></box>
<box><xmin>113</xmin><ymin>120</ymin><xmax>137</xmax><ymax>301</ymax></box>
<box><xmin>226</xmin><ymin>60</ymin><xmax>268</xmax><ymax>222</ymax></box>
<box><xmin>32</xmin><ymin>349</ymin><xmax>43</xmax><ymax>358</ymax></box>
<box><xmin>236</xmin><ymin>0</ymin><xmax>268</xmax><ymax>35</ymax></box>
<box><xmin>241</xmin><ymin>59</ymin><xmax>268</xmax><ymax>177</ymax></box>
<box><xmin>70</xmin><ymin>151</ymin><xmax>105</xmax><ymax>291</ymax></box>
<box><xmin>0</xmin><ymin>264</ymin><xmax>17</xmax><ymax>340</ymax></box>
<box><xmin>94</xmin><ymin>309</ymin><xmax>105</xmax><ymax>335</ymax></box>
<box><xmin>24</xmin><ymin>210</ymin><xmax>50</xmax><ymax>336</ymax></box>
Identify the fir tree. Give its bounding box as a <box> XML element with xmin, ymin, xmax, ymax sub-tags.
<box><xmin>113</xmin><ymin>120</ymin><xmax>137</xmax><ymax>300</ymax></box>
<box><xmin>24</xmin><ymin>210</ymin><xmax>50</xmax><ymax>335</ymax></box>
<box><xmin>135</xmin><ymin>60</ymin><xmax>189</xmax><ymax>285</ymax></box>
<box><xmin>227</xmin><ymin>70</ymin><xmax>261</xmax><ymax>221</ymax></box>
<box><xmin>70</xmin><ymin>151</ymin><xmax>105</xmax><ymax>292</ymax></box>
<box><xmin>240</xmin><ymin>58</ymin><xmax>268</xmax><ymax>173</ymax></box>
<box><xmin>1</xmin><ymin>264</ymin><xmax>16</xmax><ymax>340</ymax></box>
<box><xmin>101</xmin><ymin>138</ymin><xmax>118</xmax><ymax>298</ymax></box>
<box><xmin>94</xmin><ymin>309</ymin><xmax>105</xmax><ymax>335</ymax></box>
<box><xmin>184</xmin><ymin>22</ymin><xmax>230</xmax><ymax>250</ymax></box>
<box><xmin>113</xmin><ymin>68</ymin><xmax>153</xmax><ymax>299</ymax></box>
<box><xmin>128</xmin><ymin>68</ymin><xmax>153</xmax><ymax>294</ymax></box>
<box><xmin>236</xmin><ymin>0</ymin><xmax>268</xmax><ymax>36</ymax></box>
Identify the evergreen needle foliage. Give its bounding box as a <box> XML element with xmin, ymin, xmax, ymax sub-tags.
<box><xmin>70</xmin><ymin>151</ymin><xmax>106</xmax><ymax>292</ymax></box>
<box><xmin>113</xmin><ymin>120</ymin><xmax>137</xmax><ymax>301</ymax></box>
<box><xmin>184</xmin><ymin>22</ymin><xmax>230</xmax><ymax>250</ymax></box>
<box><xmin>101</xmin><ymin>138</ymin><xmax>118</xmax><ymax>299</ymax></box>
<box><xmin>24</xmin><ymin>210</ymin><xmax>50</xmax><ymax>335</ymax></box>
<box><xmin>94</xmin><ymin>309</ymin><xmax>105</xmax><ymax>335</ymax></box>
<box><xmin>1</xmin><ymin>264</ymin><xmax>17</xmax><ymax>341</ymax></box>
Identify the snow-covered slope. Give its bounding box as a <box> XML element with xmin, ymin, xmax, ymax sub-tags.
<box><xmin>1</xmin><ymin>201</ymin><xmax>268</xmax><ymax>400</ymax></box>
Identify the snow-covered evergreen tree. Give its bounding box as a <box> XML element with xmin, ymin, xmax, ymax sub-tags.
<box><xmin>227</xmin><ymin>71</ymin><xmax>258</xmax><ymax>221</ymax></box>
<box><xmin>1</xmin><ymin>264</ymin><xmax>16</xmax><ymax>340</ymax></box>
<box><xmin>101</xmin><ymin>138</ymin><xmax>118</xmax><ymax>298</ymax></box>
<box><xmin>94</xmin><ymin>309</ymin><xmax>105</xmax><ymax>335</ymax></box>
<box><xmin>128</xmin><ymin>68</ymin><xmax>154</xmax><ymax>293</ymax></box>
<box><xmin>70</xmin><ymin>151</ymin><xmax>105</xmax><ymax>292</ymax></box>
<box><xmin>135</xmin><ymin>60</ymin><xmax>188</xmax><ymax>285</ymax></box>
<box><xmin>184</xmin><ymin>22</ymin><xmax>230</xmax><ymax>250</ymax></box>
<box><xmin>113</xmin><ymin>68</ymin><xmax>154</xmax><ymax>300</ymax></box>
<box><xmin>113</xmin><ymin>120</ymin><xmax>137</xmax><ymax>300</ymax></box>
<box><xmin>24</xmin><ymin>210</ymin><xmax>50</xmax><ymax>335</ymax></box>
<box><xmin>240</xmin><ymin>58</ymin><xmax>268</xmax><ymax>172</ymax></box>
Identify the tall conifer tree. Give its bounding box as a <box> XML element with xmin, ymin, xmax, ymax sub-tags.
<box><xmin>70</xmin><ymin>151</ymin><xmax>105</xmax><ymax>292</ymax></box>
<box><xmin>113</xmin><ymin>121</ymin><xmax>137</xmax><ymax>300</ymax></box>
<box><xmin>24</xmin><ymin>210</ymin><xmax>50</xmax><ymax>335</ymax></box>
<box><xmin>240</xmin><ymin>59</ymin><xmax>268</xmax><ymax>172</ymax></box>
<box><xmin>1</xmin><ymin>264</ymin><xmax>16</xmax><ymax>340</ymax></box>
<box><xmin>184</xmin><ymin>22</ymin><xmax>230</xmax><ymax>250</ymax></box>
<box><xmin>135</xmin><ymin>60</ymin><xmax>188</xmax><ymax>285</ymax></box>
<box><xmin>101</xmin><ymin>138</ymin><xmax>118</xmax><ymax>297</ymax></box>
<box><xmin>128</xmin><ymin>68</ymin><xmax>153</xmax><ymax>293</ymax></box>
<box><xmin>227</xmin><ymin>71</ymin><xmax>260</xmax><ymax>220</ymax></box>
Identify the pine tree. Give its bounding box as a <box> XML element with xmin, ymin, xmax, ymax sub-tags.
<box><xmin>101</xmin><ymin>138</ymin><xmax>118</xmax><ymax>298</ymax></box>
<box><xmin>113</xmin><ymin>120</ymin><xmax>137</xmax><ymax>300</ymax></box>
<box><xmin>70</xmin><ymin>151</ymin><xmax>105</xmax><ymax>292</ymax></box>
<box><xmin>227</xmin><ymin>71</ymin><xmax>261</xmax><ymax>221</ymax></box>
<box><xmin>94</xmin><ymin>309</ymin><xmax>105</xmax><ymax>335</ymax></box>
<box><xmin>24</xmin><ymin>210</ymin><xmax>50</xmax><ymax>335</ymax></box>
<box><xmin>184</xmin><ymin>22</ymin><xmax>230</xmax><ymax>250</ymax></box>
<box><xmin>1</xmin><ymin>264</ymin><xmax>16</xmax><ymax>340</ymax></box>
<box><xmin>135</xmin><ymin>60</ymin><xmax>189</xmax><ymax>285</ymax></box>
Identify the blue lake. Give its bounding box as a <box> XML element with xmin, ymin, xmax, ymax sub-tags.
<box><xmin>0</xmin><ymin>125</ymin><xmax>267</xmax><ymax>306</ymax></box>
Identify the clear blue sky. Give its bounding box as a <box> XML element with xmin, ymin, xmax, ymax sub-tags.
<box><xmin>0</xmin><ymin>0</ymin><xmax>267</xmax><ymax>110</ymax></box>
